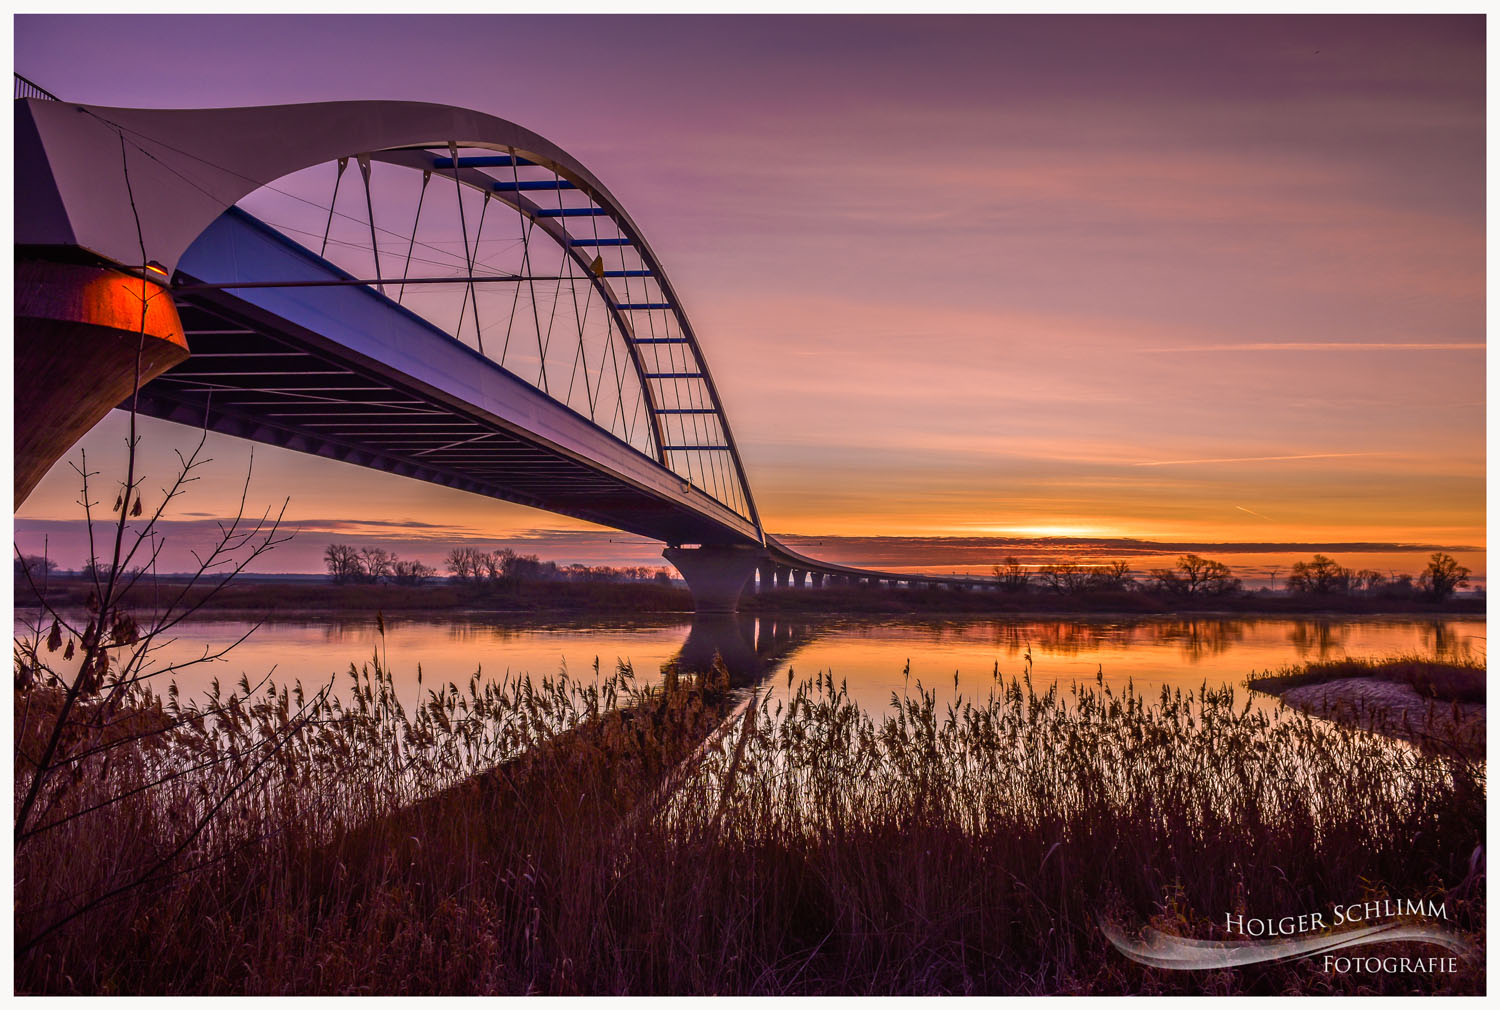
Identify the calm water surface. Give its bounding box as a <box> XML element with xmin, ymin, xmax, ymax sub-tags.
<box><xmin>24</xmin><ymin>612</ymin><xmax>1483</xmax><ymax>716</ymax></box>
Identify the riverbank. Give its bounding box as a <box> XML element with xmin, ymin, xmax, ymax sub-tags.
<box><xmin>1248</xmin><ymin>657</ymin><xmax>1486</xmax><ymax>759</ymax></box>
<box><xmin>16</xmin><ymin>659</ymin><xmax>1483</xmax><ymax>995</ymax></box>
<box><xmin>15</xmin><ymin>574</ymin><xmax>1485</xmax><ymax>619</ymax></box>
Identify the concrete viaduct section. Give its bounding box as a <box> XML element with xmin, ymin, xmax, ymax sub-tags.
<box><xmin>748</xmin><ymin>543</ymin><xmax>993</xmax><ymax>598</ymax></box>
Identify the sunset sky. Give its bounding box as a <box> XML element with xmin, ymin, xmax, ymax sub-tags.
<box><xmin>13</xmin><ymin>14</ymin><xmax>1486</xmax><ymax>583</ymax></box>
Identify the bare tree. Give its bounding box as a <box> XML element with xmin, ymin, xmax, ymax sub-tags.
<box><xmin>1286</xmin><ymin>555</ymin><xmax>1348</xmax><ymax>595</ymax></box>
<box><xmin>14</xmin><ymin>554</ymin><xmax>58</xmax><ymax>578</ymax></box>
<box><xmin>1150</xmin><ymin>554</ymin><xmax>1239</xmax><ymax>597</ymax></box>
<box><xmin>444</xmin><ymin>546</ymin><xmax>484</xmax><ymax>583</ymax></box>
<box><xmin>360</xmin><ymin>546</ymin><xmax>395</xmax><ymax>583</ymax></box>
<box><xmin>1037</xmin><ymin>561</ymin><xmax>1091</xmax><ymax>595</ymax></box>
<box><xmin>1420</xmin><ymin>552</ymin><xmax>1470</xmax><ymax>602</ymax></box>
<box><xmin>1088</xmin><ymin>560</ymin><xmax>1134</xmax><ymax>592</ymax></box>
<box><xmin>993</xmin><ymin>557</ymin><xmax>1029</xmax><ymax>593</ymax></box>
<box><xmin>391</xmin><ymin>558</ymin><xmax>434</xmax><ymax>585</ymax></box>
<box><xmin>324</xmin><ymin>543</ymin><xmax>365</xmax><ymax>584</ymax></box>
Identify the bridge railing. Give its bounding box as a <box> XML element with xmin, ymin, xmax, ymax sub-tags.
<box><xmin>14</xmin><ymin>74</ymin><xmax>59</xmax><ymax>101</ymax></box>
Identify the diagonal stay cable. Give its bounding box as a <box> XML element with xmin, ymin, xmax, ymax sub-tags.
<box><xmin>447</xmin><ymin>142</ymin><xmax>482</xmax><ymax>350</ymax></box>
<box><xmin>511</xmin><ymin>152</ymin><xmax>549</xmax><ymax>393</ymax></box>
<box><xmin>396</xmin><ymin>169</ymin><xmax>431</xmax><ymax>304</ymax></box>
<box><xmin>456</xmin><ymin>192</ymin><xmax>491</xmax><ymax>355</ymax></box>
<box><xmin>561</xmin><ymin>177</ymin><xmax>598</xmax><ymax>420</ymax></box>
<box><xmin>589</xmin><ymin>204</ymin><xmax>635</xmax><ymax>446</ymax></box>
<box><xmin>319</xmin><ymin>157</ymin><xmax>348</xmax><ymax>257</ymax></box>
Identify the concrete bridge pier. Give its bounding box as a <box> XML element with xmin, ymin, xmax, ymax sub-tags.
<box><xmin>774</xmin><ymin>567</ymin><xmax>789</xmax><ymax>590</ymax></box>
<box><xmin>15</xmin><ymin>258</ymin><xmax>189</xmax><ymax>508</ymax></box>
<box><xmin>793</xmin><ymin>570</ymin><xmax>807</xmax><ymax>590</ymax></box>
<box><xmin>757</xmin><ymin>562</ymin><xmax>775</xmax><ymax>593</ymax></box>
<box><xmin>811</xmin><ymin>572</ymin><xmax>824</xmax><ymax>589</ymax></box>
<box><xmin>663</xmin><ymin>545</ymin><xmax>764</xmax><ymax>613</ymax></box>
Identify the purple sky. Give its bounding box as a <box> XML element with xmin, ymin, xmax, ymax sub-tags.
<box><xmin>13</xmin><ymin>15</ymin><xmax>1486</xmax><ymax>580</ymax></box>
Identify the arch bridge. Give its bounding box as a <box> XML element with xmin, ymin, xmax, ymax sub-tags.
<box><xmin>15</xmin><ymin>86</ymin><xmax>991</xmax><ymax>610</ymax></box>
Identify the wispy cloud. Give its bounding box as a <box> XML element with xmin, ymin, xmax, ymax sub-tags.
<box><xmin>1135</xmin><ymin>452</ymin><xmax>1382</xmax><ymax>468</ymax></box>
<box><xmin>1138</xmin><ymin>342</ymin><xmax>1484</xmax><ymax>353</ymax></box>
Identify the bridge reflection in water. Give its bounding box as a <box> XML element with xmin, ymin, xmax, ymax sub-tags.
<box><xmin>670</xmin><ymin>614</ymin><xmax>815</xmax><ymax>686</ymax></box>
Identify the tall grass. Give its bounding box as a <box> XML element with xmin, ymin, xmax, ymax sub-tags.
<box><xmin>14</xmin><ymin>655</ymin><xmax>1485</xmax><ymax>994</ymax></box>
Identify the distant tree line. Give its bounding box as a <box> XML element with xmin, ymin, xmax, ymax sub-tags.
<box><xmin>991</xmin><ymin>554</ymin><xmax>1238</xmax><ymax>598</ymax></box>
<box><xmin>990</xmin><ymin>551</ymin><xmax>1472</xmax><ymax>602</ymax></box>
<box><xmin>321</xmin><ymin>544</ymin><xmax>672</xmax><ymax>588</ymax></box>
<box><xmin>14</xmin><ymin>555</ymin><xmax>58</xmax><ymax>578</ymax></box>
<box><xmin>1284</xmin><ymin>552</ymin><xmax>1470</xmax><ymax>602</ymax></box>
<box><xmin>443</xmin><ymin>546</ymin><xmax>671</xmax><ymax>587</ymax></box>
<box><xmin>323</xmin><ymin>545</ymin><xmax>435</xmax><ymax>585</ymax></box>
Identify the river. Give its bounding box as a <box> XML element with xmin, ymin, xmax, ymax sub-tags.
<box><xmin>19</xmin><ymin>611</ymin><xmax>1483</xmax><ymax>716</ymax></box>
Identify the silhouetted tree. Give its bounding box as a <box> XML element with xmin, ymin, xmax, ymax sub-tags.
<box><xmin>324</xmin><ymin>544</ymin><xmax>365</xmax><ymax>584</ymax></box>
<box><xmin>479</xmin><ymin>549</ymin><xmax>508</xmax><ymax>582</ymax></box>
<box><xmin>1287</xmin><ymin>555</ymin><xmax>1348</xmax><ymax>595</ymax></box>
<box><xmin>1150</xmin><ymin>554</ymin><xmax>1238</xmax><ymax>597</ymax></box>
<box><xmin>993</xmin><ymin>557</ymin><xmax>1030</xmax><ymax>593</ymax></box>
<box><xmin>1419</xmin><ymin>552</ymin><xmax>1470</xmax><ymax>602</ymax></box>
<box><xmin>1088</xmin><ymin>560</ymin><xmax>1134</xmax><ymax>592</ymax></box>
<box><xmin>1379</xmin><ymin>573</ymin><xmax>1417</xmax><ymax>600</ymax></box>
<box><xmin>1038</xmin><ymin>561</ymin><xmax>1091</xmax><ymax>594</ymax></box>
<box><xmin>445</xmin><ymin>547</ymin><xmax>486</xmax><ymax>583</ymax></box>
<box><xmin>14</xmin><ymin>555</ymin><xmax>57</xmax><ymax>578</ymax></box>
<box><xmin>391</xmin><ymin>558</ymin><xmax>434</xmax><ymax>586</ymax></box>
<box><xmin>359</xmin><ymin>547</ymin><xmax>395</xmax><ymax>583</ymax></box>
<box><xmin>504</xmin><ymin>552</ymin><xmax>544</xmax><ymax>581</ymax></box>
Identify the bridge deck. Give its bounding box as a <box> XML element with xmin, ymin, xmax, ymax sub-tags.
<box><xmin>134</xmin><ymin>209</ymin><xmax>761</xmax><ymax>547</ymax></box>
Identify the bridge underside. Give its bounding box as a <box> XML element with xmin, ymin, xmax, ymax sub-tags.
<box><xmin>130</xmin><ymin>211</ymin><xmax>759</xmax><ymax>548</ymax></box>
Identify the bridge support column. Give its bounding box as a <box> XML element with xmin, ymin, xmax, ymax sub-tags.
<box><xmin>793</xmin><ymin>570</ymin><xmax>807</xmax><ymax>590</ymax></box>
<box><xmin>15</xmin><ymin>259</ymin><xmax>188</xmax><ymax>508</ymax></box>
<box><xmin>774</xmin><ymin>567</ymin><xmax>788</xmax><ymax>590</ymax></box>
<box><xmin>663</xmin><ymin>546</ymin><xmax>764</xmax><ymax>614</ymax></box>
<box><xmin>811</xmin><ymin>572</ymin><xmax>824</xmax><ymax>589</ymax></box>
